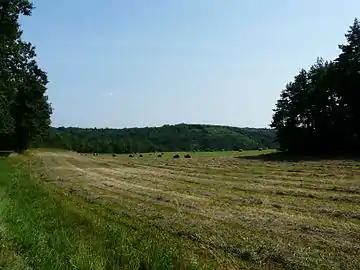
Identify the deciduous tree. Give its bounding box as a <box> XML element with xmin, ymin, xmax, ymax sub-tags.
<box><xmin>0</xmin><ymin>0</ymin><xmax>52</xmax><ymax>152</ymax></box>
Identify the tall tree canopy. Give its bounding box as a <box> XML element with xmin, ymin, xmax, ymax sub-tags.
<box><xmin>0</xmin><ymin>0</ymin><xmax>52</xmax><ymax>152</ymax></box>
<box><xmin>271</xmin><ymin>18</ymin><xmax>360</xmax><ymax>155</ymax></box>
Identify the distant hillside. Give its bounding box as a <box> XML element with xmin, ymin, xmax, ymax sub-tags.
<box><xmin>39</xmin><ymin>124</ymin><xmax>278</xmax><ymax>153</ymax></box>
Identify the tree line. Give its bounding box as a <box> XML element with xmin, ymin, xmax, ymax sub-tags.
<box><xmin>37</xmin><ymin>124</ymin><xmax>277</xmax><ymax>153</ymax></box>
<box><xmin>271</xmin><ymin>18</ymin><xmax>360</xmax><ymax>155</ymax></box>
<box><xmin>0</xmin><ymin>0</ymin><xmax>52</xmax><ymax>153</ymax></box>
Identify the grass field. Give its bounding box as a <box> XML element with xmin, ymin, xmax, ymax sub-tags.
<box><xmin>1</xmin><ymin>150</ymin><xmax>360</xmax><ymax>269</ymax></box>
<box><xmin>85</xmin><ymin>149</ymin><xmax>276</xmax><ymax>158</ymax></box>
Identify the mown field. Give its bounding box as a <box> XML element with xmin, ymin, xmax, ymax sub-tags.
<box><xmin>1</xmin><ymin>150</ymin><xmax>360</xmax><ymax>269</ymax></box>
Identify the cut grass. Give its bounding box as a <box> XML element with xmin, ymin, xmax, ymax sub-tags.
<box><xmin>80</xmin><ymin>149</ymin><xmax>277</xmax><ymax>159</ymax></box>
<box><xmin>0</xmin><ymin>156</ymin><xmax>209</xmax><ymax>269</ymax></box>
<box><xmin>32</xmin><ymin>150</ymin><xmax>360</xmax><ymax>269</ymax></box>
<box><xmin>3</xmin><ymin>149</ymin><xmax>360</xmax><ymax>269</ymax></box>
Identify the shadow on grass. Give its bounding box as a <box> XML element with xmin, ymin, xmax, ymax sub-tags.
<box><xmin>0</xmin><ymin>151</ymin><xmax>13</xmax><ymax>157</ymax></box>
<box><xmin>236</xmin><ymin>152</ymin><xmax>360</xmax><ymax>162</ymax></box>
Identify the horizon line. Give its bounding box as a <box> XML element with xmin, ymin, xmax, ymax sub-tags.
<box><xmin>52</xmin><ymin>123</ymin><xmax>273</xmax><ymax>130</ymax></box>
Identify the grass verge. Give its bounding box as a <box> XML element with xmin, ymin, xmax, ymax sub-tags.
<box><xmin>0</xmin><ymin>156</ymin><xmax>205</xmax><ymax>270</ymax></box>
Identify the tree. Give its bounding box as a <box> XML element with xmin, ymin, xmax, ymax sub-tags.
<box><xmin>0</xmin><ymin>0</ymin><xmax>52</xmax><ymax>152</ymax></box>
<box><xmin>335</xmin><ymin>18</ymin><xmax>360</xmax><ymax>152</ymax></box>
<box><xmin>39</xmin><ymin>125</ymin><xmax>277</xmax><ymax>154</ymax></box>
<box><xmin>271</xmin><ymin>18</ymin><xmax>360</xmax><ymax>155</ymax></box>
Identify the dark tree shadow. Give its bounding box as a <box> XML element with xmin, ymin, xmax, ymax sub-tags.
<box><xmin>0</xmin><ymin>151</ymin><xmax>13</xmax><ymax>157</ymax></box>
<box><xmin>236</xmin><ymin>152</ymin><xmax>360</xmax><ymax>162</ymax></box>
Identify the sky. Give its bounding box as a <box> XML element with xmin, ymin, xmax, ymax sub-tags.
<box><xmin>20</xmin><ymin>0</ymin><xmax>360</xmax><ymax>128</ymax></box>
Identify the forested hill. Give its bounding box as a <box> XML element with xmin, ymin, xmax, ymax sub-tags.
<box><xmin>39</xmin><ymin>124</ymin><xmax>278</xmax><ymax>153</ymax></box>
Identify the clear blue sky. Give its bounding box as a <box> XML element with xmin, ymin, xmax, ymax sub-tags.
<box><xmin>20</xmin><ymin>0</ymin><xmax>360</xmax><ymax>128</ymax></box>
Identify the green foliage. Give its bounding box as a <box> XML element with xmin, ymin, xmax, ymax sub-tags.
<box><xmin>0</xmin><ymin>0</ymin><xmax>52</xmax><ymax>152</ymax></box>
<box><xmin>41</xmin><ymin>124</ymin><xmax>277</xmax><ymax>154</ymax></box>
<box><xmin>271</xmin><ymin>18</ymin><xmax>360</xmax><ymax>155</ymax></box>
